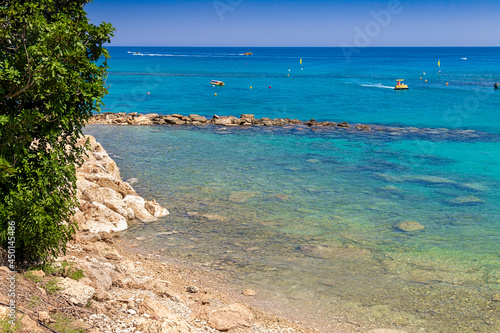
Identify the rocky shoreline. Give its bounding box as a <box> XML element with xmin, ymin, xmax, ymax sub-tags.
<box><xmin>0</xmin><ymin>135</ymin><xmax>418</xmax><ymax>333</ymax></box>
<box><xmin>0</xmin><ymin>135</ymin><xmax>321</xmax><ymax>333</ymax></box>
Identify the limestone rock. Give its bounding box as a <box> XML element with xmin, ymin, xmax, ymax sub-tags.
<box><xmin>165</xmin><ymin>116</ymin><xmax>185</xmax><ymax>125</ymax></box>
<box><xmin>109</xmin><ymin>271</ymin><xmax>133</xmax><ymax>288</ymax></box>
<box><xmin>241</xmin><ymin>114</ymin><xmax>255</xmax><ymax>120</ymax></box>
<box><xmin>103</xmin><ymin>198</ymin><xmax>135</xmax><ymax>220</ymax></box>
<box><xmin>79</xmin><ymin>261</ymin><xmax>112</xmax><ymax>291</ymax></box>
<box><xmin>208</xmin><ymin>303</ymin><xmax>254</xmax><ymax>331</ymax></box>
<box><xmin>213</xmin><ymin>116</ymin><xmax>236</xmax><ymax>126</ymax></box>
<box><xmin>84</xmin><ymin>186</ymin><xmax>123</xmax><ymax>202</ymax></box>
<box><xmin>189</xmin><ymin>114</ymin><xmax>207</xmax><ymax>122</ymax></box>
<box><xmin>242</xmin><ymin>289</ymin><xmax>256</xmax><ymax>296</ymax></box>
<box><xmin>138</xmin><ymin>297</ymin><xmax>170</xmax><ymax>319</ymax></box>
<box><xmin>145</xmin><ymin>199</ymin><xmax>169</xmax><ymax>218</ymax></box>
<box><xmin>123</xmin><ymin>195</ymin><xmax>158</xmax><ymax>222</ymax></box>
<box><xmin>94</xmin><ymin>288</ymin><xmax>112</xmax><ymax>301</ymax></box>
<box><xmin>186</xmin><ymin>285</ymin><xmax>199</xmax><ymax>293</ymax></box>
<box><xmin>29</xmin><ymin>270</ymin><xmax>46</xmax><ymax>279</ymax></box>
<box><xmin>134</xmin><ymin>116</ymin><xmax>153</xmax><ymax>125</ymax></box>
<box><xmin>38</xmin><ymin>311</ymin><xmax>54</xmax><ymax>325</ymax></box>
<box><xmin>80</xmin><ymin>201</ymin><xmax>128</xmax><ymax>233</ymax></box>
<box><xmin>393</xmin><ymin>221</ymin><xmax>425</xmax><ymax>232</ymax></box>
<box><xmin>76</xmin><ymin>177</ymin><xmax>99</xmax><ymax>194</ymax></box>
<box><xmin>58</xmin><ymin>277</ymin><xmax>96</xmax><ymax>307</ymax></box>
<box><xmin>95</xmin><ymin>175</ymin><xmax>137</xmax><ymax>197</ymax></box>
<box><xmin>78</xmin><ymin>162</ymin><xmax>107</xmax><ymax>178</ymax></box>
<box><xmin>145</xmin><ymin>315</ymin><xmax>195</xmax><ymax>333</ymax></box>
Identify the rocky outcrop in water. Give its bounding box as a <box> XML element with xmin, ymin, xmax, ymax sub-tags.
<box><xmin>88</xmin><ymin>112</ymin><xmax>348</xmax><ymax>128</ymax></box>
<box><xmin>87</xmin><ymin>112</ymin><xmax>498</xmax><ymax>142</ymax></box>
<box><xmin>74</xmin><ymin>135</ymin><xmax>169</xmax><ymax>233</ymax></box>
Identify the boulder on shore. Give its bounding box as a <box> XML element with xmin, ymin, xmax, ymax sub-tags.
<box><xmin>76</xmin><ymin>135</ymin><xmax>169</xmax><ymax>232</ymax></box>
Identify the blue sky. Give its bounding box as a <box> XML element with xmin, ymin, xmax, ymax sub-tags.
<box><xmin>86</xmin><ymin>0</ymin><xmax>500</xmax><ymax>47</ymax></box>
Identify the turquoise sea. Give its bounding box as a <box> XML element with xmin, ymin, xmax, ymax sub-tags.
<box><xmin>85</xmin><ymin>47</ymin><xmax>500</xmax><ymax>332</ymax></box>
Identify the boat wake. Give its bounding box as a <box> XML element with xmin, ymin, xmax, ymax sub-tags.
<box><xmin>360</xmin><ymin>83</ymin><xmax>394</xmax><ymax>89</ymax></box>
<box><xmin>129</xmin><ymin>52</ymin><xmax>239</xmax><ymax>58</ymax></box>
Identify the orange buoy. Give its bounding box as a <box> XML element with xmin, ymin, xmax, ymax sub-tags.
<box><xmin>147</xmin><ymin>92</ymin><xmax>150</xmax><ymax>95</ymax></box>
<box><xmin>250</xmin><ymin>86</ymin><xmax>252</xmax><ymax>89</ymax></box>
<box><xmin>425</xmin><ymin>79</ymin><xmax>427</xmax><ymax>82</ymax></box>
<box><xmin>214</xmin><ymin>93</ymin><xmax>217</xmax><ymax>96</ymax></box>
<box><xmin>446</xmin><ymin>82</ymin><xmax>449</xmax><ymax>85</ymax></box>
<box><xmin>287</xmin><ymin>74</ymin><xmax>289</xmax><ymax>77</ymax></box>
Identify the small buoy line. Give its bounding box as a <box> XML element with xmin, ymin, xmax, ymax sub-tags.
<box><xmin>147</xmin><ymin>59</ymin><xmax>498</xmax><ymax>97</ymax></box>
<box><xmin>146</xmin><ymin>78</ymin><xmax>497</xmax><ymax>98</ymax></box>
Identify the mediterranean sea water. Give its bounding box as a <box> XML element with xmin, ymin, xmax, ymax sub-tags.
<box><xmin>85</xmin><ymin>47</ymin><xmax>500</xmax><ymax>332</ymax></box>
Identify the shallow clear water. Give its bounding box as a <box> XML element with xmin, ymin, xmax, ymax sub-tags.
<box><xmin>85</xmin><ymin>47</ymin><xmax>500</xmax><ymax>332</ymax></box>
<box><xmin>85</xmin><ymin>124</ymin><xmax>500</xmax><ymax>332</ymax></box>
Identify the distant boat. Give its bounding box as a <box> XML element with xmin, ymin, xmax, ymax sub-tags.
<box><xmin>133</xmin><ymin>52</ymin><xmax>143</xmax><ymax>56</ymax></box>
<box><xmin>210</xmin><ymin>80</ymin><xmax>225</xmax><ymax>86</ymax></box>
<box><xmin>300</xmin><ymin>58</ymin><xmax>303</xmax><ymax>70</ymax></box>
<box><xmin>461</xmin><ymin>57</ymin><xmax>467</xmax><ymax>60</ymax></box>
<box><xmin>243</xmin><ymin>52</ymin><xmax>252</xmax><ymax>56</ymax></box>
<box><xmin>394</xmin><ymin>79</ymin><xmax>409</xmax><ymax>90</ymax></box>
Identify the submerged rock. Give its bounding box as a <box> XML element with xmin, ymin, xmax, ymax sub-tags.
<box><xmin>380</xmin><ymin>185</ymin><xmax>402</xmax><ymax>193</ymax></box>
<box><xmin>445</xmin><ymin>195</ymin><xmax>484</xmax><ymax>206</ymax></box>
<box><xmin>242</xmin><ymin>289</ymin><xmax>256</xmax><ymax>296</ymax></box>
<box><xmin>201</xmin><ymin>214</ymin><xmax>225</xmax><ymax>221</ymax></box>
<box><xmin>298</xmin><ymin>244</ymin><xmax>370</xmax><ymax>259</ymax></box>
<box><xmin>393</xmin><ymin>221</ymin><xmax>425</xmax><ymax>232</ymax></box>
<box><xmin>228</xmin><ymin>191</ymin><xmax>258</xmax><ymax>203</ymax></box>
<box><xmin>405</xmin><ymin>175</ymin><xmax>457</xmax><ymax>185</ymax></box>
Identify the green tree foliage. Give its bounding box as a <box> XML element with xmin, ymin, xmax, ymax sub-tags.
<box><xmin>0</xmin><ymin>0</ymin><xmax>114</xmax><ymax>264</ymax></box>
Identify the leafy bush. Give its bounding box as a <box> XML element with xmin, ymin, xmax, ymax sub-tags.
<box><xmin>0</xmin><ymin>1</ymin><xmax>114</xmax><ymax>264</ymax></box>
